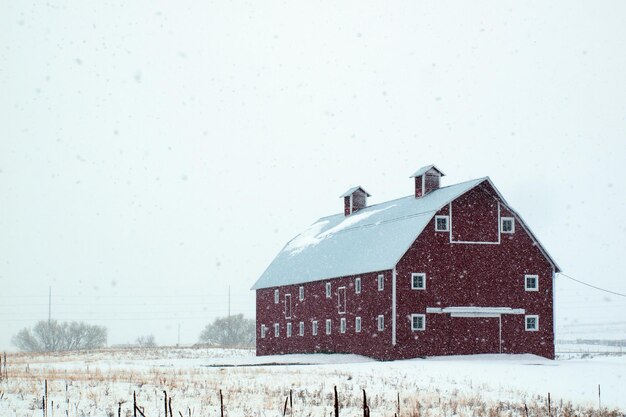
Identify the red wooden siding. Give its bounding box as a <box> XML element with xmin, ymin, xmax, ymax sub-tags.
<box><xmin>256</xmin><ymin>270</ymin><xmax>394</xmax><ymax>358</ymax></box>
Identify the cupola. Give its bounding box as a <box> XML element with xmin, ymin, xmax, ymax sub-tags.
<box><xmin>410</xmin><ymin>165</ymin><xmax>445</xmax><ymax>198</ymax></box>
<box><xmin>339</xmin><ymin>186</ymin><xmax>371</xmax><ymax>216</ymax></box>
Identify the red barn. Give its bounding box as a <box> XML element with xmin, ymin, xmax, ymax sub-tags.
<box><xmin>252</xmin><ymin>166</ymin><xmax>560</xmax><ymax>360</ymax></box>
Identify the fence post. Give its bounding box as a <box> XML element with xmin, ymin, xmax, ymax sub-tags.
<box><xmin>220</xmin><ymin>389</ymin><xmax>224</xmax><ymax>417</ymax></box>
<box><xmin>164</xmin><ymin>390</ymin><xmax>168</xmax><ymax>417</ymax></box>
<box><xmin>334</xmin><ymin>386</ymin><xmax>339</xmax><ymax>417</ymax></box>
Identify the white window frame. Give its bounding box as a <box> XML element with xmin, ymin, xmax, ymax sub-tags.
<box><xmin>325</xmin><ymin>319</ymin><xmax>332</xmax><ymax>335</ymax></box>
<box><xmin>312</xmin><ymin>320</ymin><xmax>318</xmax><ymax>336</ymax></box>
<box><xmin>377</xmin><ymin>315</ymin><xmax>384</xmax><ymax>331</ymax></box>
<box><xmin>525</xmin><ymin>315</ymin><xmax>539</xmax><ymax>331</ymax></box>
<box><xmin>501</xmin><ymin>217</ymin><xmax>515</xmax><ymax>234</ymax></box>
<box><xmin>325</xmin><ymin>282</ymin><xmax>332</xmax><ymax>298</ymax></box>
<box><xmin>435</xmin><ymin>215</ymin><xmax>450</xmax><ymax>232</ymax></box>
<box><xmin>411</xmin><ymin>314</ymin><xmax>426</xmax><ymax>331</ymax></box>
<box><xmin>525</xmin><ymin>274</ymin><xmax>539</xmax><ymax>291</ymax></box>
<box><xmin>286</xmin><ymin>322</ymin><xmax>292</xmax><ymax>337</ymax></box>
<box><xmin>284</xmin><ymin>294</ymin><xmax>292</xmax><ymax>319</ymax></box>
<box><xmin>274</xmin><ymin>289</ymin><xmax>279</xmax><ymax>304</ymax></box>
<box><xmin>355</xmin><ymin>316</ymin><xmax>362</xmax><ymax>333</ymax></box>
<box><xmin>274</xmin><ymin>323</ymin><xmax>279</xmax><ymax>337</ymax></box>
<box><xmin>355</xmin><ymin>277</ymin><xmax>362</xmax><ymax>294</ymax></box>
<box><xmin>261</xmin><ymin>324</ymin><xmax>267</xmax><ymax>338</ymax></box>
<box><xmin>299</xmin><ymin>321</ymin><xmax>304</xmax><ymax>336</ymax></box>
<box><xmin>340</xmin><ymin>317</ymin><xmax>346</xmax><ymax>334</ymax></box>
<box><xmin>299</xmin><ymin>286</ymin><xmax>304</xmax><ymax>301</ymax></box>
<box><xmin>377</xmin><ymin>274</ymin><xmax>384</xmax><ymax>291</ymax></box>
<box><xmin>411</xmin><ymin>273</ymin><xmax>426</xmax><ymax>290</ymax></box>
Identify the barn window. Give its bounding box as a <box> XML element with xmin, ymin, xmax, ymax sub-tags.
<box><xmin>355</xmin><ymin>277</ymin><xmax>362</xmax><ymax>294</ymax></box>
<box><xmin>286</xmin><ymin>323</ymin><xmax>292</xmax><ymax>337</ymax></box>
<box><xmin>501</xmin><ymin>217</ymin><xmax>515</xmax><ymax>233</ymax></box>
<box><xmin>525</xmin><ymin>274</ymin><xmax>539</xmax><ymax>291</ymax></box>
<box><xmin>340</xmin><ymin>318</ymin><xmax>346</xmax><ymax>334</ymax></box>
<box><xmin>411</xmin><ymin>314</ymin><xmax>426</xmax><ymax>331</ymax></box>
<box><xmin>274</xmin><ymin>323</ymin><xmax>279</xmax><ymax>337</ymax></box>
<box><xmin>355</xmin><ymin>316</ymin><xmax>362</xmax><ymax>333</ymax></box>
<box><xmin>299</xmin><ymin>286</ymin><xmax>304</xmax><ymax>301</ymax></box>
<box><xmin>285</xmin><ymin>294</ymin><xmax>292</xmax><ymax>318</ymax></box>
<box><xmin>274</xmin><ymin>289</ymin><xmax>279</xmax><ymax>304</ymax></box>
<box><xmin>411</xmin><ymin>273</ymin><xmax>426</xmax><ymax>290</ymax></box>
<box><xmin>435</xmin><ymin>215</ymin><xmax>449</xmax><ymax>232</ymax></box>
<box><xmin>377</xmin><ymin>315</ymin><xmax>384</xmax><ymax>331</ymax></box>
<box><xmin>312</xmin><ymin>320</ymin><xmax>318</xmax><ymax>336</ymax></box>
<box><xmin>326</xmin><ymin>282</ymin><xmax>332</xmax><ymax>298</ymax></box>
<box><xmin>261</xmin><ymin>325</ymin><xmax>267</xmax><ymax>338</ymax></box>
<box><xmin>326</xmin><ymin>319</ymin><xmax>332</xmax><ymax>335</ymax></box>
<box><xmin>377</xmin><ymin>274</ymin><xmax>384</xmax><ymax>291</ymax></box>
<box><xmin>525</xmin><ymin>315</ymin><xmax>539</xmax><ymax>331</ymax></box>
<box><xmin>299</xmin><ymin>321</ymin><xmax>304</xmax><ymax>336</ymax></box>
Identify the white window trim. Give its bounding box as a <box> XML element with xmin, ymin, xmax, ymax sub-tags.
<box><xmin>411</xmin><ymin>273</ymin><xmax>426</xmax><ymax>290</ymax></box>
<box><xmin>355</xmin><ymin>316</ymin><xmax>362</xmax><ymax>333</ymax></box>
<box><xmin>312</xmin><ymin>320</ymin><xmax>318</xmax><ymax>336</ymax></box>
<box><xmin>525</xmin><ymin>274</ymin><xmax>539</xmax><ymax>291</ymax></box>
<box><xmin>377</xmin><ymin>315</ymin><xmax>384</xmax><ymax>331</ymax></box>
<box><xmin>274</xmin><ymin>289</ymin><xmax>279</xmax><ymax>304</ymax></box>
<box><xmin>284</xmin><ymin>294</ymin><xmax>292</xmax><ymax>319</ymax></box>
<box><xmin>525</xmin><ymin>315</ymin><xmax>539</xmax><ymax>331</ymax></box>
<box><xmin>299</xmin><ymin>321</ymin><xmax>304</xmax><ymax>336</ymax></box>
<box><xmin>325</xmin><ymin>282</ymin><xmax>332</xmax><ymax>298</ymax></box>
<box><xmin>337</xmin><ymin>287</ymin><xmax>346</xmax><ymax>314</ymax></box>
<box><xmin>340</xmin><ymin>317</ymin><xmax>346</xmax><ymax>334</ymax></box>
<box><xmin>286</xmin><ymin>322</ymin><xmax>292</xmax><ymax>337</ymax></box>
<box><xmin>435</xmin><ymin>215</ymin><xmax>450</xmax><ymax>232</ymax></box>
<box><xmin>325</xmin><ymin>319</ymin><xmax>332</xmax><ymax>335</ymax></box>
<box><xmin>411</xmin><ymin>314</ymin><xmax>426</xmax><ymax>331</ymax></box>
<box><xmin>274</xmin><ymin>323</ymin><xmax>279</xmax><ymax>337</ymax></box>
<box><xmin>378</xmin><ymin>274</ymin><xmax>384</xmax><ymax>291</ymax></box>
<box><xmin>501</xmin><ymin>217</ymin><xmax>515</xmax><ymax>234</ymax></box>
<box><xmin>299</xmin><ymin>286</ymin><xmax>304</xmax><ymax>301</ymax></box>
<box><xmin>355</xmin><ymin>277</ymin><xmax>362</xmax><ymax>294</ymax></box>
<box><xmin>261</xmin><ymin>324</ymin><xmax>267</xmax><ymax>338</ymax></box>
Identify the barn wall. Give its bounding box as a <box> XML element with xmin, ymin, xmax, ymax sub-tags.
<box><xmin>256</xmin><ymin>269</ymin><xmax>395</xmax><ymax>359</ymax></box>
<box><xmin>394</xmin><ymin>183</ymin><xmax>555</xmax><ymax>359</ymax></box>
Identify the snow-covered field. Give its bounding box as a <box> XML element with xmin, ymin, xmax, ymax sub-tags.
<box><xmin>0</xmin><ymin>347</ymin><xmax>624</xmax><ymax>417</ymax></box>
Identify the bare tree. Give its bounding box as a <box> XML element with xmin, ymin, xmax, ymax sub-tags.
<box><xmin>199</xmin><ymin>314</ymin><xmax>255</xmax><ymax>347</ymax></box>
<box><xmin>136</xmin><ymin>334</ymin><xmax>157</xmax><ymax>347</ymax></box>
<box><xmin>12</xmin><ymin>320</ymin><xmax>107</xmax><ymax>352</ymax></box>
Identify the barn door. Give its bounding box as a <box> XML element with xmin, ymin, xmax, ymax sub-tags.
<box><xmin>338</xmin><ymin>287</ymin><xmax>346</xmax><ymax>314</ymax></box>
<box><xmin>285</xmin><ymin>294</ymin><xmax>292</xmax><ymax>318</ymax></box>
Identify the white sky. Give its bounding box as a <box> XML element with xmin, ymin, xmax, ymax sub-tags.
<box><xmin>1</xmin><ymin>1</ymin><xmax>626</xmax><ymax>349</ymax></box>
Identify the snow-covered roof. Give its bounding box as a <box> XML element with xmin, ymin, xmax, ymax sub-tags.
<box><xmin>251</xmin><ymin>177</ymin><xmax>486</xmax><ymax>290</ymax></box>
<box><xmin>410</xmin><ymin>164</ymin><xmax>445</xmax><ymax>178</ymax></box>
<box><xmin>339</xmin><ymin>186</ymin><xmax>371</xmax><ymax>198</ymax></box>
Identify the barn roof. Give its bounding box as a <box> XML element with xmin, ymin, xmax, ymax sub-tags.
<box><xmin>252</xmin><ymin>177</ymin><xmax>488</xmax><ymax>290</ymax></box>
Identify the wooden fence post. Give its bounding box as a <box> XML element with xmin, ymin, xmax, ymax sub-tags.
<box><xmin>220</xmin><ymin>389</ymin><xmax>224</xmax><ymax>417</ymax></box>
<box><xmin>164</xmin><ymin>390</ymin><xmax>168</xmax><ymax>417</ymax></box>
<box><xmin>334</xmin><ymin>386</ymin><xmax>339</xmax><ymax>417</ymax></box>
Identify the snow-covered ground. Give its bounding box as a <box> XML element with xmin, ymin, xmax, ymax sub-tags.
<box><xmin>1</xmin><ymin>347</ymin><xmax>624</xmax><ymax>417</ymax></box>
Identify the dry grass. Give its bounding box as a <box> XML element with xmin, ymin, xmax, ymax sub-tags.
<box><xmin>0</xmin><ymin>348</ymin><xmax>622</xmax><ymax>417</ymax></box>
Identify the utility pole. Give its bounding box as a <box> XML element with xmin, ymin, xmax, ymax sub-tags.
<box><xmin>48</xmin><ymin>286</ymin><xmax>51</xmax><ymax>324</ymax></box>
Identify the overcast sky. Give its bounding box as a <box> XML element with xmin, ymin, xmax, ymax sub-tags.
<box><xmin>1</xmin><ymin>1</ymin><xmax>626</xmax><ymax>349</ymax></box>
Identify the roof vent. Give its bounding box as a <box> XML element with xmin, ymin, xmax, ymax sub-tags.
<box><xmin>339</xmin><ymin>186</ymin><xmax>371</xmax><ymax>216</ymax></box>
<box><xmin>410</xmin><ymin>165</ymin><xmax>445</xmax><ymax>198</ymax></box>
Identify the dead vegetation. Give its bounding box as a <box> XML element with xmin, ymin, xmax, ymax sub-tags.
<box><xmin>0</xmin><ymin>348</ymin><xmax>622</xmax><ymax>417</ymax></box>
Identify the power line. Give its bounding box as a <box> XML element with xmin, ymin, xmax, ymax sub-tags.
<box><xmin>559</xmin><ymin>272</ymin><xmax>626</xmax><ymax>298</ymax></box>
